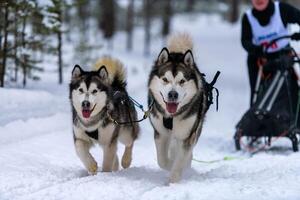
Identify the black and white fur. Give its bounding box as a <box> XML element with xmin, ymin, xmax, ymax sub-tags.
<box><xmin>148</xmin><ymin>34</ymin><xmax>208</xmax><ymax>183</ymax></box>
<box><xmin>70</xmin><ymin>62</ymin><xmax>139</xmax><ymax>174</ymax></box>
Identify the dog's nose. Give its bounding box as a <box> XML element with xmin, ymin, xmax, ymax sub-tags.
<box><xmin>168</xmin><ymin>91</ymin><xmax>178</xmax><ymax>101</ymax></box>
<box><xmin>82</xmin><ymin>100</ymin><xmax>90</xmax><ymax>108</ymax></box>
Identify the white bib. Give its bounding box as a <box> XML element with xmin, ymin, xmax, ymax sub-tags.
<box><xmin>246</xmin><ymin>1</ymin><xmax>289</xmax><ymax>53</ymax></box>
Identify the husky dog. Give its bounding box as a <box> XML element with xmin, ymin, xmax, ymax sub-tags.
<box><xmin>70</xmin><ymin>57</ymin><xmax>139</xmax><ymax>174</ymax></box>
<box><xmin>148</xmin><ymin>33</ymin><xmax>208</xmax><ymax>183</ymax></box>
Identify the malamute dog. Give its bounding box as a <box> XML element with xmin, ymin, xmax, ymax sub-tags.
<box><xmin>70</xmin><ymin>57</ymin><xmax>139</xmax><ymax>174</ymax></box>
<box><xmin>148</xmin><ymin>34</ymin><xmax>208</xmax><ymax>183</ymax></box>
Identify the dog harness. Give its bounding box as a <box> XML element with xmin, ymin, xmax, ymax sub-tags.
<box><xmin>85</xmin><ymin>130</ymin><xmax>98</xmax><ymax>140</ymax></box>
<box><xmin>163</xmin><ymin>117</ymin><xmax>173</xmax><ymax>130</ymax></box>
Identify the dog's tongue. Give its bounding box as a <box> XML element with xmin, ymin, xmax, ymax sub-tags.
<box><xmin>166</xmin><ymin>103</ymin><xmax>178</xmax><ymax>114</ymax></box>
<box><xmin>82</xmin><ymin>110</ymin><xmax>92</xmax><ymax>118</ymax></box>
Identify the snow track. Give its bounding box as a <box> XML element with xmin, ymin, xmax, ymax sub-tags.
<box><xmin>0</xmin><ymin>14</ymin><xmax>300</xmax><ymax>200</ymax></box>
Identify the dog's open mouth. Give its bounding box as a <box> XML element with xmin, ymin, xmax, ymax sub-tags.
<box><xmin>166</xmin><ymin>102</ymin><xmax>178</xmax><ymax>114</ymax></box>
<box><xmin>160</xmin><ymin>92</ymin><xmax>179</xmax><ymax>114</ymax></box>
<box><xmin>82</xmin><ymin>104</ymin><xmax>96</xmax><ymax>118</ymax></box>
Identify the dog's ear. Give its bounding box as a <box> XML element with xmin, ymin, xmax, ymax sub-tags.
<box><xmin>183</xmin><ymin>50</ymin><xmax>194</xmax><ymax>67</ymax></box>
<box><xmin>98</xmin><ymin>65</ymin><xmax>108</xmax><ymax>80</ymax></box>
<box><xmin>157</xmin><ymin>48</ymin><xmax>169</xmax><ymax>65</ymax></box>
<box><xmin>72</xmin><ymin>64</ymin><xmax>83</xmax><ymax>79</ymax></box>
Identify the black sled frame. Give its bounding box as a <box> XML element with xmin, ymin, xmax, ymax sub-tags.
<box><xmin>234</xmin><ymin>35</ymin><xmax>300</xmax><ymax>152</ymax></box>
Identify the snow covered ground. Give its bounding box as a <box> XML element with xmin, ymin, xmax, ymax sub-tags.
<box><xmin>1</xmin><ymin>14</ymin><xmax>300</xmax><ymax>200</ymax></box>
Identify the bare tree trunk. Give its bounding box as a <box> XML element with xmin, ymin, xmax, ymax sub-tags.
<box><xmin>144</xmin><ymin>0</ymin><xmax>151</xmax><ymax>56</ymax></box>
<box><xmin>186</xmin><ymin>0</ymin><xmax>195</xmax><ymax>12</ymax></box>
<box><xmin>229</xmin><ymin>0</ymin><xmax>239</xmax><ymax>23</ymax></box>
<box><xmin>57</xmin><ymin>5</ymin><xmax>63</xmax><ymax>84</ymax></box>
<box><xmin>0</xmin><ymin>4</ymin><xmax>9</xmax><ymax>87</ymax></box>
<box><xmin>0</xmin><ymin>12</ymin><xmax>2</xmax><ymax>50</ymax></box>
<box><xmin>99</xmin><ymin>0</ymin><xmax>115</xmax><ymax>46</ymax></box>
<box><xmin>22</xmin><ymin>54</ymin><xmax>27</xmax><ymax>87</ymax></box>
<box><xmin>77</xmin><ymin>0</ymin><xmax>89</xmax><ymax>31</ymax></box>
<box><xmin>126</xmin><ymin>0</ymin><xmax>134</xmax><ymax>51</ymax></box>
<box><xmin>162</xmin><ymin>0</ymin><xmax>172</xmax><ymax>38</ymax></box>
<box><xmin>14</xmin><ymin>6</ymin><xmax>18</xmax><ymax>82</ymax></box>
<box><xmin>58</xmin><ymin>31</ymin><xmax>63</xmax><ymax>84</ymax></box>
<box><xmin>21</xmin><ymin>14</ymin><xmax>27</xmax><ymax>87</ymax></box>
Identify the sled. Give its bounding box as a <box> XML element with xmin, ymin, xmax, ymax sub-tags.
<box><xmin>234</xmin><ymin>34</ymin><xmax>300</xmax><ymax>152</ymax></box>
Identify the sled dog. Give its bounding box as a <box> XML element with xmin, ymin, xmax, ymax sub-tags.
<box><xmin>148</xmin><ymin>33</ymin><xmax>208</xmax><ymax>183</ymax></box>
<box><xmin>70</xmin><ymin>57</ymin><xmax>139</xmax><ymax>174</ymax></box>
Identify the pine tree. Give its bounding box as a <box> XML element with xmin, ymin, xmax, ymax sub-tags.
<box><xmin>0</xmin><ymin>0</ymin><xmax>48</xmax><ymax>87</ymax></box>
<box><xmin>46</xmin><ymin>0</ymin><xmax>65</xmax><ymax>84</ymax></box>
<box><xmin>16</xmin><ymin>0</ymin><xmax>45</xmax><ymax>87</ymax></box>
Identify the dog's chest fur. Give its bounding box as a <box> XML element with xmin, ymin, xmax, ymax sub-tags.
<box><xmin>97</xmin><ymin>123</ymin><xmax>116</xmax><ymax>145</ymax></box>
<box><xmin>74</xmin><ymin>119</ymin><xmax>116</xmax><ymax>145</ymax></box>
<box><xmin>150</xmin><ymin>112</ymin><xmax>197</xmax><ymax>140</ymax></box>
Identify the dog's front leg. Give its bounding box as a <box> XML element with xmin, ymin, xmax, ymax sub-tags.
<box><xmin>75</xmin><ymin>139</ymin><xmax>98</xmax><ymax>175</ymax></box>
<box><xmin>169</xmin><ymin>140</ymin><xmax>192</xmax><ymax>183</ymax></box>
<box><xmin>155</xmin><ymin>131</ymin><xmax>172</xmax><ymax>170</ymax></box>
<box><xmin>121</xmin><ymin>144</ymin><xmax>133</xmax><ymax>169</ymax></box>
<box><xmin>102</xmin><ymin>142</ymin><xmax>118</xmax><ymax>172</ymax></box>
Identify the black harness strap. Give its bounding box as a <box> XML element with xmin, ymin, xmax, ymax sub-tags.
<box><xmin>85</xmin><ymin>130</ymin><xmax>98</xmax><ymax>140</ymax></box>
<box><xmin>163</xmin><ymin>117</ymin><xmax>173</xmax><ymax>130</ymax></box>
<box><xmin>204</xmin><ymin>71</ymin><xmax>220</xmax><ymax>111</ymax></box>
<box><xmin>107</xmin><ymin>93</ymin><xmax>154</xmax><ymax>125</ymax></box>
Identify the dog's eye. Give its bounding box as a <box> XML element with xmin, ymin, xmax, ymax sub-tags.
<box><xmin>79</xmin><ymin>88</ymin><xmax>84</xmax><ymax>93</ymax></box>
<box><xmin>179</xmin><ymin>79</ymin><xmax>186</xmax><ymax>85</ymax></box>
<box><xmin>92</xmin><ymin>89</ymin><xmax>98</xmax><ymax>94</ymax></box>
<box><xmin>162</xmin><ymin>77</ymin><xmax>169</xmax><ymax>83</ymax></box>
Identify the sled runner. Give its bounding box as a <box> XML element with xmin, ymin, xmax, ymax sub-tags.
<box><xmin>234</xmin><ymin>34</ymin><xmax>300</xmax><ymax>152</ymax></box>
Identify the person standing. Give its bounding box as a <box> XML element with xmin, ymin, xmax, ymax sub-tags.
<box><xmin>241</xmin><ymin>0</ymin><xmax>300</xmax><ymax>105</ymax></box>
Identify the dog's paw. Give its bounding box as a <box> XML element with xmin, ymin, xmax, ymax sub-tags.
<box><xmin>169</xmin><ymin>173</ymin><xmax>181</xmax><ymax>184</ymax></box>
<box><xmin>87</xmin><ymin>161</ymin><xmax>98</xmax><ymax>175</ymax></box>
<box><xmin>121</xmin><ymin>154</ymin><xmax>132</xmax><ymax>169</ymax></box>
